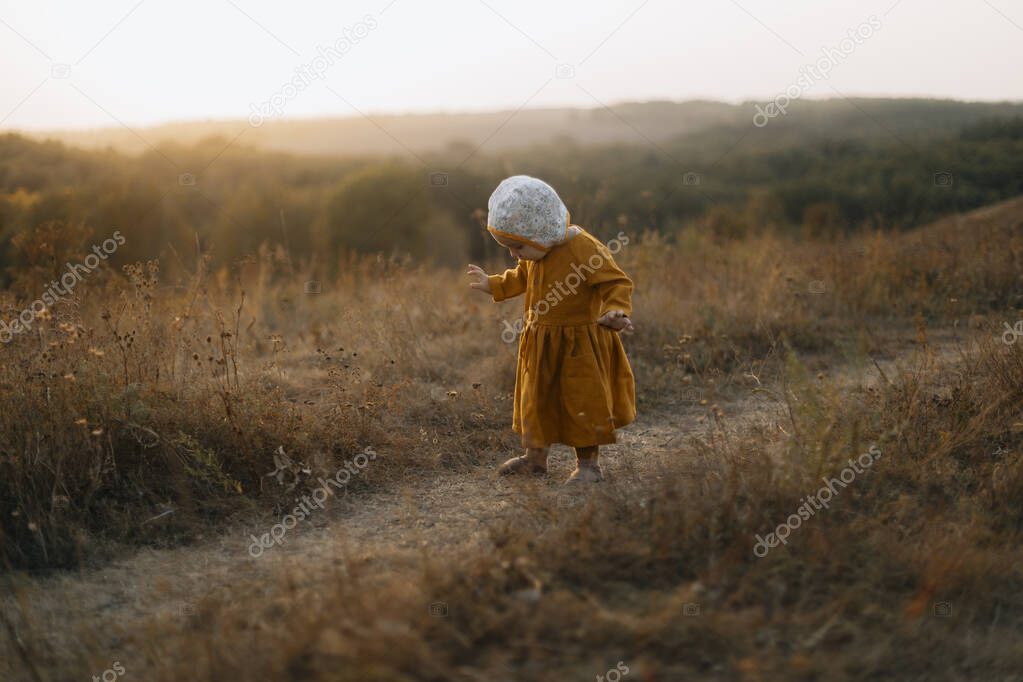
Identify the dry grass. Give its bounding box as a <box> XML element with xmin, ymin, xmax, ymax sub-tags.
<box><xmin>8</xmin><ymin>314</ymin><xmax>1022</xmax><ymax>681</ymax></box>
<box><xmin>109</xmin><ymin>334</ymin><xmax>1023</xmax><ymax>682</ymax></box>
<box><xmin>3</xmin><ymin>199</ymin><xmax>1022</xmax><ymax>570</ymax></box>
<box><xmin>2</xmin><ymin>198</ymin><xmax>1023</xmax><ymax>680</ymax></box>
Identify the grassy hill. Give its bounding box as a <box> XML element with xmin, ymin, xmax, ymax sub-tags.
<box><xmin>3</xmin><ymin>98</ymin><xmax>1023</xmax><ymax>286</ymax></box>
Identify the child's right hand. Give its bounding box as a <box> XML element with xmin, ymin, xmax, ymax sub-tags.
<box><xmin>598</xmin><ymin>309</ymin><xmax>635</xmax><ymax>333</ymax></box>
<box><xmin>466</xmin><ymin>264</ymin><xmax>492</xmax><ymax>294</ymax></box>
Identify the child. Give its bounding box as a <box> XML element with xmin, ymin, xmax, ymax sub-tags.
<box><xmin>467</xmin><ymin>175</ymin><xmax>636</xmax><ymax>484</ymax></box>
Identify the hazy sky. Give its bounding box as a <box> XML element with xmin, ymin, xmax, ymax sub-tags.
<box><xmin>2</xmin><ymin>0</ymin><xmax>1021</xmax><ymax>130</ymax></box>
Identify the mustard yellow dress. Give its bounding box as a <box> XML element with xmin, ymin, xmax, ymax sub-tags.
<box><xmin>488</xmin><ymin>228</ymin><xmax>636</xmax><ymax>448</ymax></box>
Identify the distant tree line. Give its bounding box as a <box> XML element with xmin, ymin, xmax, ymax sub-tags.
<box><xmin>2</xmin><ymin>110</ymin><xmax>1022</xmax><ymax>283</ymax></box>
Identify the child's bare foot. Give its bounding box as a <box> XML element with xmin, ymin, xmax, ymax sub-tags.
<box><xmin>498</xmin><ymin>448</ymin><xmax>548</xmax><ymax>475</ymax></box>
<box><xmin>565</xmin><ymin>447</ymin><xmax>602</xmax><ymax>484</ymax></box>
<box><xmin>564</xmin><ymin>463</ymin><xmax>603</xmax><ymax>485</ymax></box>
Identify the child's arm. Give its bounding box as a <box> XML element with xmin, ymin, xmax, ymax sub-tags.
<box><xmin>467</xmin><ymin>261</ymin><xmax>528</xmax><ymax>302</ymax></box>
<box><xmin>587</xmin><ymin>245</ymin><xmax>635</xmax><ymax>332</ymax></box>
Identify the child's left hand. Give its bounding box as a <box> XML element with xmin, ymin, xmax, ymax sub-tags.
<box><xmin>597</xmin><ymin>310</ymin><xmax>634</xmax><ymax>333</ymax></box>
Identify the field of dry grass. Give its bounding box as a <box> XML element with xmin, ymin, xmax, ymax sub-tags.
<box><xmin>2</xmin><ymin>198</ymin><xmax>1023</xmax><ymax>680</ymax></box>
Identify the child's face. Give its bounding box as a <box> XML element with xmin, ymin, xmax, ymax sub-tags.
<box><xmin>493</xmin><ymin>234</ymin><xmax>546</xmax><ymax>261</ymax></box>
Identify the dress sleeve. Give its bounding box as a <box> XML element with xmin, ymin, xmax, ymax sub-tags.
<box><xmin>488</xmin><ymin>260</ymin><xmax>528</xmax><ymax>302</ymax></box>
<box><xmin>583</xmin><ymin>240</ymin><xmax>633</xmax><ymax>317</ymax></box>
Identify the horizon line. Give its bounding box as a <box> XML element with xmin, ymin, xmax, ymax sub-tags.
<box><xmin>6</xmin><ymin>93</ymin><xmax>1023</xmax><ymax>135</ymax></box>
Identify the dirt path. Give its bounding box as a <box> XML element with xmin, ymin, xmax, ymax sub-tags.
<box><xmin>1</xmin><ymin>328</ymin><xmax>971</xmax><ymax>679</ymax></box>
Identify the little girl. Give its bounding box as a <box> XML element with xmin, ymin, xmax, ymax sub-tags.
<box><xmin>467</xmin><ymin>175</ymin><xmax>636</xmax><ymax>484</ymax></box>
